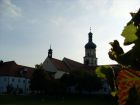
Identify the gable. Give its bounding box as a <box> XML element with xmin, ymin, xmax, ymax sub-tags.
<box><xmin>63</xmin><ymin>57</ymin><xmax>83</xmax><ymax>71</ymax></box>
<box><xmin>43</xmin><ymin>57</ymin><xmax>58</xmax><ymax>72</ymax></box>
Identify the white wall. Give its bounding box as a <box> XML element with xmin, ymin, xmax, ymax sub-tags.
<box><xmin>0</xmin><ymin>76</ymin><xmax>30</xmax><ymax>94</ymax></box>
<box><xmin>54</xmin><ymin>71</ymin><xmax>65</xmax><ymax>79</ymax></box>
<box><xmin>43</xmin><ymin>57</ymin><xmax>66</xmax><ymax>79</ymax></box>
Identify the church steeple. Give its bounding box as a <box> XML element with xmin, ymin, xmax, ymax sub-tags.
<box><xmin>48</xmin><ymin>45</ymin><xmax>52</xmax><ymax>58</ymax></box>
<box><xmin>85</xmin><ymin>28</ymin><xmax>96</xmax><ymax>49</ymax></box>
<box><xmin>88</xmin><ymin>28</ymin><xmax>93</xmax><ymax>42</ymax></box>
<box><xmin>84</xmin><ymin>28</ymin><xmax>97</xmax><ymax>66</ymax></box>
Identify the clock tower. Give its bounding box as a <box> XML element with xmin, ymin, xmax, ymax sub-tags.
<box><xmin>84</xmin><ymin>28</ymin><xmax>97</xmax><ymax>66</ymax></box>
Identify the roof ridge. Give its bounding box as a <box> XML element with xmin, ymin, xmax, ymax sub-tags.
<box><xmin>51</xmin><ymin>57</ymin><xmax>62</xmax><ymax>61</ymax></box>
<box><xmin>50</xmin><ymin>57</ymin><xmax>69</xmax><ymax>72</ymax></box>
<box><xmin>63</xmin><ymin>57</ymin><xmax>83</xmax><ymax>64</ymax></box>
<box><xmin>62</xmin><ymin>60</ymin><xmax>71</xmax><ymax>71</ymax></box>
<box><xmin>4</xmin><ymin>61</ymin><xmax>16</xmax><ymax>64</ymax></box>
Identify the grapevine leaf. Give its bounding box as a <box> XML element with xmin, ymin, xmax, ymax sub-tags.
<box><xmin>121</xmin><ymin>23</ymin><xmax>138</xmax><ymax>45</ymax></box>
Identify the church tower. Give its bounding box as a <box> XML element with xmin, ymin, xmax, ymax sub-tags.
<box><xmin>48</xmin><ymin>46</ymin><xmax>53</xmax><ymax>58</ymax></box>
<box><xmin>84</xmin><ymin>28</ymin><xmax>97</xmax><ymax>66</ymax></box>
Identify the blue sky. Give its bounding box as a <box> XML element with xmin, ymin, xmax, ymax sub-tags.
<box><xmin>0</xmin><ymin>0</ymin><xmax>140</xmax><ymax>67</ymax></box>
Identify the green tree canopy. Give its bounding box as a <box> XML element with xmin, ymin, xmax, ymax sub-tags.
<box><xmin>30</xmin><ymin>64</ymin><xmax>50</xmax><ymax>93</ymax></box>
<box><xmin>96</xmin><ymin>66</ymin><xmax>116</xmax><ymax>93</ymax></box>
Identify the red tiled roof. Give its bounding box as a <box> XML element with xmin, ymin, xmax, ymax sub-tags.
<box><xmin>50</xmin><ymin>58</ymin><xmax>69</xmax><ymax>72</ymax></box>
<box><xmin>0</xmin><ymin>61</ymin><xmax>34</xmax><ymax>79</ymax></box>
<box><xmin>48</xmin><ymin>57</ymin><xmax>97</xmax><ymax>73</ymax></box>
<box><xmin>0</xmin><ymin>61</ymin><xmax>18</xmax><ymax>76</ymax></box>
<box><xmin>18</xmin><ymin>65</ymin><xmax>34</xmax><ymax>79</ymax></box>
<box><xmin>63</xmin><ymin>57</ymin><xmax>96</xmax><ymax>71</ymax></box>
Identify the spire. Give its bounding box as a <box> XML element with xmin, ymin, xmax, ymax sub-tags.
<box><xmin>88</xmin><ymin>27</ymin><xmax>93</xmax><ymax>42</ymax></box>
<box><xmin>90</xmin><ymin>27</ymin><xmax>91</xmax><ymax>32</ymax></box>
<box><xmin>85</xmin><ymin>28</ymin><xmax>96</xmax><ymax>49</ymax></box>
<box><xmin>50</xmin><ymin>44</ymin><xmax>51</xmax><ymax>49</ymax></box>
<box><xmin>48</xmin><ymin>45</ymin><xmax>53</xmax><ymax>58</ymax></box>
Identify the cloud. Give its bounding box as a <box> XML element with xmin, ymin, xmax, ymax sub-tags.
<box><xmin>0</xmin><ymin>0</ymin><xmax>22</xmax><ymax>18</ymax></box>
<box><xmin>78</xmin><ymin>0</ymin><xmax>140</xmax><ymax>19</ymax></box>
<box><xmin>50</xmin><ymin>16</ymin><xmax>66</xmax><ymax>26</ymax></box>
<box><xmin>108</xmin><ymin>0</ymin><xmax>140</xmax><ymax>19</ymax></box>
<box><xmin>78</xmin><ymin>0</ymin><xmax>110</xmax><ymax>12</ymax></box>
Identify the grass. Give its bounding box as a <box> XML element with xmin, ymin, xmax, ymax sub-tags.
<box><xmin>0</xmin><ymin>95</ymin><xmax>118</xmax><ymax>105</ymax></box>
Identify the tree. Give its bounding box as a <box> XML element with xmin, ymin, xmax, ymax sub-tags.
<box><xmin>60</xmin><ymin>73</ymin><xmax>76</xmax><ymax>94</ymax></box>
<box><xmin>47</xmin><ymin>79</ymin><xmax>65</xmax><ymax>96</ymax></box>
<box><xmin>0</xmin><ymin>60</ymin><xmax>3</xmax><ymax>65</ymax></box>
<box><xmin>30</xmin><ymin>64</ymin><xmax>50</xmax><ymax>94</ymax></box>
<box><xmin>96</xmin><ymin>66</ymin><xmax>116</xmax><ymax>91</ymax></box>
<box><xmin>61</xmin><ymin>70</ymin><xmax>103</xmax><ymax>94</ymax></box>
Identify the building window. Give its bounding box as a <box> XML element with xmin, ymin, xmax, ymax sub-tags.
<box><xmin>23</xmin><ymin>80</ymin><xmax>26</xmax><ymax>83</ymax></box>
<box><xmin>104</xmin><ymin>88</ymin><xmax>107</xmax><ymax>92</ymax></box>
<box><xmin>18</xmin><ymin>79</ymin><xmax>20</xmax><ymax>83</ymax></box>
<box><xmin>84</xmin><ymin>60</ymin><xmax>89</xmax><ymax>65</ymax></box>
<box><xmin>12</xmin><ymin>78</ymin><xmax>15</xmax><ymax>82</ymax></box>
<box><xmin>4</xmin><ymin>78</ymin><xmax>7</xmax><ymax>81</ymax></box>
<box><xmin>26</xmin><ymin>88</ymin><xmax>29</xmax><ymax>91</ymax></box>
<box><xmin>17</xmin><ymin>85</ymin><xmax>19</xmax><ymax>88</ymax></box>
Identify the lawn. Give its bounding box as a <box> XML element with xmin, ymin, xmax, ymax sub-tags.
<box><xmin>0</xmin><ymin>95</ymin><xmax>118</xmax><ymax>105</ymax></box>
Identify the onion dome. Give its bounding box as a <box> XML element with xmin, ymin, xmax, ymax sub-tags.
<box><xmin>85</xmin><ymin>31</ymin><xmax>96</xmax><ymax>49</ymax></box>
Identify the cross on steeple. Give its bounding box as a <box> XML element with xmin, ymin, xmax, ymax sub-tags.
<box><xmin>50</xmin><ymin>44</ymin><xmax>51</xmax><ymax>49</ymax></box>
<box><xmin>90</xmin><ymin>27</ymin><xmax>91</xmax><ymax>32</ymax></box>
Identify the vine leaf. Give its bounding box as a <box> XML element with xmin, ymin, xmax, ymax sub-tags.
<box><xmin>121</xmin><ymin>23</ymin><xmax>138</xmax><ymax>45</ymax></box>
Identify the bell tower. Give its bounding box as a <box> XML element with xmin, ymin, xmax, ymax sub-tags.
<box><xmin>48</xmin><ymin>45</ymin><xmax>53</xmax><ymax>58</ymax></box>
<box><xmin>84</xmin><ymin>28</ymin><xmax>97</xmax><ymax>66</ymax></box>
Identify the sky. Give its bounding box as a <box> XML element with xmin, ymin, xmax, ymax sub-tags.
<box><xmin>0</xmin><ymin>0</ymin><xmax>140</xmax><ymax>67</ymax></box>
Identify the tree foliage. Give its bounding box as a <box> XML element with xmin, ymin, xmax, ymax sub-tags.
<box><xmin>73</xmin><ymin>70</ymin><xmax>103</xmax><ymax>92</ymax></box>
<box><xmin>96</xmin><ymin>66</ymin><xmax>116</xmax><ymax>93</ymax></box>
<box><xmin>30</xmin><ymin>64</ymin><xmax>103</xmax><ymax>95</ymax></box>
<box><xmin>61</xmin><ymin>70</ymin><xmax>103</xmax><ymax>93</ymax></box>
<box><xmin>30</xmin><ymin>64</ymin><xmax>50</xmax><ymax>93</ymax></box>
